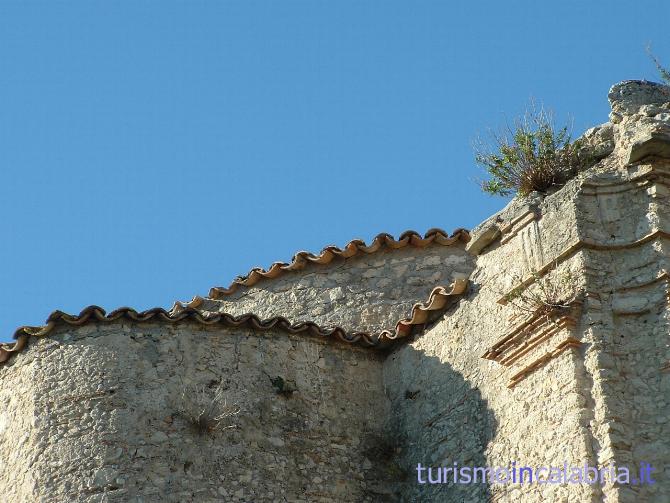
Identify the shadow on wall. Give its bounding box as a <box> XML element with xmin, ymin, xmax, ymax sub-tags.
<box><xmin>382</xmin><ymin>344</ymin><xmax>498</xmax><ymax>502</ymax></box>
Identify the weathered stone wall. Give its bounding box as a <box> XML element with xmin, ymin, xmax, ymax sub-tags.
<box><xmin>382</xmin><ymin>81</ymin><xmax>670</xmax><ymax>503</ymax></box>
<box><xmin>199</xmin><ymin>243</ymin><xmax>474</xmax><ymax>334</ymax></box>
<box><xmin>574</xmin><ymin>158</ymin><xmax>670</xmax><ymax>503</ymax></box>
<box><xmin>383</xmin><ymin>177</ymin><xmax>599</xmax><ymax>502</ymax></box>
<box><xmin>0</xmin><ymin>322</ymin><xmax>391</xmax><ymax>503</ymax></box>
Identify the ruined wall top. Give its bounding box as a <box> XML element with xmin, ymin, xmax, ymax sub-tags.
<box><xmin>609</xmin><ymin>80</ymin><xmax>670</xmax><ymax>116</ymax></box>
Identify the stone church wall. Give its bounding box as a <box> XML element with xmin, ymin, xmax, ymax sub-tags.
<box><xmin>0</xmin><ymin>322</ymin><xmax>390</xmax><ymax>503</ymax></box>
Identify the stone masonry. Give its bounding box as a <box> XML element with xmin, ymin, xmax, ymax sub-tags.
<box><xmin>0</xmin><ymin>80</ymin><xmax>668</xmax><ymax>502</ymax></box>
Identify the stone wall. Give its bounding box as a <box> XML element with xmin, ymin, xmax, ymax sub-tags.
<box><xmin>0</xmin><ymin>322</ymin><xmax>390</xmax><ymax>503</ymax></box>
<box><xmin>383</xmin><ymin>176</ymin><xmax>599</xmax><ymax>502</ymax></box>
<box><xmin>574</xmin><ymin>159</ymin><xmax>670</xmax><ymax>503</ymax></box>
<box><xmin>380</xmin><ymin>81</ymin><xmax>670</xmax><ymax>503</ymax></box>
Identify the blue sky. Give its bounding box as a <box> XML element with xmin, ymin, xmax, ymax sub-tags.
<box><xmin>1</xmin><ymin>1</ymin><xmax>669</xmax><ymax>341</ymax></box>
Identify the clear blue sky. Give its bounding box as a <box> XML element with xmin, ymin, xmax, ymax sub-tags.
<box><xmin>1</xmin><ymin>1</ymin><xmax>669</xmax><ymax>341</ymax></box>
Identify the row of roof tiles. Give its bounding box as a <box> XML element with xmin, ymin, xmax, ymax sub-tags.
<box><xmin>0</xmin><ymin>228</ymin><xmax>470</xmax><ymax>365</ymax></box>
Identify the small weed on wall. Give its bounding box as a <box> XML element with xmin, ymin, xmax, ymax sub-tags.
<box><xmin>172</xmin><ymin>380</ymin><xmax>241</xmax><ymax>436</ymax></box>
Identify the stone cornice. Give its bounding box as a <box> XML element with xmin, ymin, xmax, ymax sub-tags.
<box><xmin>498</xmin><ymin>230</ymin><xmax>670</xmax><ymax>305</ymax></box>
<box><xmin>483</xmin><ymin>301</ymin><xmax>583</xmax><ymax>388</ymax></box>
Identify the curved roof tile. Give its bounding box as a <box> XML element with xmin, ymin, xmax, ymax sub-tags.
<box><xmin>207</xmin><ymin>228</ymin><xmax>469</xmax><ymax>298</ymax></box>
<box><xmin>0</xmin><ymin>279</ymin><xmax>468</xmax><ymax>365</ymax></box>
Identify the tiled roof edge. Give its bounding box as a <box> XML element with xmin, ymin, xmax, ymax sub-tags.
<box><xmin>207</xmin><ymin>228</ymin><xmax>470</xmax><ymax>299</ymax></box>
<box><xmin>0</xmin><ymin>279</ymin><xmax>468</xmax><ymax>365</ymax></box>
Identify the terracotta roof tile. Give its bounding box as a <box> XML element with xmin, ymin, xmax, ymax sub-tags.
<box><xmin>0</xmin><ymin>228</ymin><xmax>470</xmax><ymax>366</ymax></box>
<box><xmin>208</xmin><ymin>228</ymin><xmax>469</xmax><ymax>298</ymax></box>
<box><xmin>0</xmin><ymin>279</ymin><xmax>468</xmax><ymax>364</ymax></box>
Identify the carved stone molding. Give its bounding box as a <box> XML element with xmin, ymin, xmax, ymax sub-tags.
<box><xmin>482</xmin><ymin>301</ymin><xmax>583</xmax><ymax>388</ymax></box>
<box><xmin>499</xmin><ymin>209</ymin><xmax>538</xmax><ymax>246</ymax></box>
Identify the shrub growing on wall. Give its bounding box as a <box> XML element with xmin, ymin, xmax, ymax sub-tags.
<box><xmin>474</xmin><ymin>105</ymin><xmax>589</xmax><ymax>197</ymax></box>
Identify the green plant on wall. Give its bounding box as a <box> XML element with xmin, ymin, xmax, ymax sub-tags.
<box><xmin>474</xmin><ymin>104</ymin><xmax>590</xmax><ymax>197</ymax></box>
